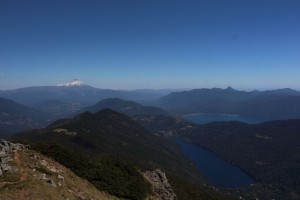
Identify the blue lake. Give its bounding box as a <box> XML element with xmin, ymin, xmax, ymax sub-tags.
<box><xmin>182</xmin><ymin>113</ymin><xmax>263</xmax><ymax>125</ymax></box>
<box><xmin>176</xmin><ymin>138</ymin><xmax>255</xmax><ymax>188</ymax></box>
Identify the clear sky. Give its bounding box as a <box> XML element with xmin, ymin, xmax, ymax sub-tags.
<box><xmin>0</xmin><ymin>0</ymin><xmax>299</xmax><ymax>90</ymax></box>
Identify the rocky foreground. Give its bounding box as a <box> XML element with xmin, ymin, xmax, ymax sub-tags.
<box><xmin>0</xmin><ymin>140</ymin><xmax>119</xmax><ymax>200</ymax></box>
<box><xmin>143</xmin><ymin>169</ymin><xmax>177</xmax><ymax>200</ymax></box>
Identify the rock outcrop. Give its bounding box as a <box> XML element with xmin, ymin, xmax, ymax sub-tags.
<box><xmin>143</xmin><ymin>169</ymin><xmax>176</xmax><ymax>200</ymax></box>
<box><xmin>0</xmin><ymin>140</ymin><xmax>29</xmax><ymax>176</ymax></box>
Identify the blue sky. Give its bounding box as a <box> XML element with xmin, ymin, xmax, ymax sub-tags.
<box><xmin>0</xmin><ymin>0</ymin><xmax>299</xmax><ymax>90</ymax></box>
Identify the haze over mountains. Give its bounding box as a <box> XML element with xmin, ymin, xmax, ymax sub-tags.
<box><xmin>0</xmin><ymin>80</ymin><xmax>174</xmax><ymax>105</ymax></box>
<box><xmin>1</xmin><ymin>81</ymin><xmax>300</xmax><ymax>138</ymax></box>
<box><xmin>157</xmin><ymin>87</ymin><xmax>300</xmax><ymax>121</ymax></box>
<box><xmin>1</xmin><ymin>81</ymin><xmax>300</xmax><ymax>199</ymax></box>
<box><xmin>80</xmin><ymin>98</ymin><xmax>167</xmax><ymax>116</ymax></box>
<box><xmin>0</xmin><ymin>80</ymin><xmax>174</xmax><ymax>137</ymax></box>
<box><xmin>0</xmin><ymin>97</ymin><xmax>49</xmax><ymax>138</ymax></box>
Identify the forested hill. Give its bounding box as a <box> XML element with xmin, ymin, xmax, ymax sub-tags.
<box><xmin>13</xmin><ymin>109</ymin><xmax>192</xmax><ymax>176</ymax></box>
<box><xmin>80</xmin><ymin>98</ymin><xmax>167</xmax><ymax>116</ymax></box>
<box><xmin>187</xmin><ymin>120</ymin><xmax>300</xmax><ymax>199</ymax></box>
<box><xmin>13</xmin><ymin>108</ymin><xmax>236</xmax><ymax>200</ymax></box>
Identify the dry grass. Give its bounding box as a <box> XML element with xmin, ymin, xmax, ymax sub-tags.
<box><xmin>0</xmin><ymin>149</ymin><xmax>120</xmax><ymax>200</ymax></box>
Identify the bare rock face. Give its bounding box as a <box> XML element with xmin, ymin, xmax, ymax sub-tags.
<box><xmin>0</xmin><ymin>139</ymin><xmax>28</xmax><ymax>176</ymax></box>
<box><xmin>143</xmin><ymin>169</ymin><xmax>176</xmax><ymax>200</ymax></box>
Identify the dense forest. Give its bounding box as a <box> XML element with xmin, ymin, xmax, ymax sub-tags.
<box><xmin>187</xmin><ymin>120</ymin><xmax>300</xmax><ymax>199</ymax></box>
<box><xmin>13</xmin><ymin>109</ymin><xmax>236</xmax><ymax>200</ymax></box>
<box><xmin>33</xmin><ymin>143</ymin><xmax>151</xmax><ymax>200</ymax></box>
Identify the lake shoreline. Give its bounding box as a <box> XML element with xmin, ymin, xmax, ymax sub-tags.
<box><xmin>181</xmin><ymin>113</ymin><xmax>263</xmax><ymax>124</ymax></box>
<box><xmin>175</xmin><ymin>137</ymin><xmax>256</xmax><ymax>188</ymax></box>
<box><xmin>182</xmin><ymin>113</ymin><xmax>240</xmax><ymax>117</ymax></box>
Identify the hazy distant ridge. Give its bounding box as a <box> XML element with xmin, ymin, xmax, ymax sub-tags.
<box><xmin>0</xmin><ymin>82</ymin><xmax>173</xmax><ymax>105</ymax></box>
<box><xmin>157</xmin><ymin>87</ymin><xmax>300</xmax><ymax>120</ymax></box>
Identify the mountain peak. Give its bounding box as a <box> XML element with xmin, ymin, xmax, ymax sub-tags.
<box><xmin>57</xmin><ymin>79</ymin><xmax>85</xmax><ymax>87</ymax></box>
<box><xmin>81</xmin><ymin>98</ymin><xmax>167</xmax><ymax>116</ymax></box>
<box><xmin>226</xmin><ymin>86</ymin><xmax>234</xmax><ymax>90</ymax></box>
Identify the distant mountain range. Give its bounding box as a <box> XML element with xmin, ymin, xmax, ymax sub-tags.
<box><xmin>156</xmin><ymin>87</ymin><xmax>300</xmax><ymax>121</ymax></box>
<box><xmin>0</xmin><ymin>80</ymin><xmax>176</xmax><ymax>136</ymax></box>
<box><xmin>2</xmin><ymin>83</ymin><xmax>300</xmax><ymax>137</ymax></box>
<box><xmin>0</xmin><ymin>80</ymin><xmax>175</xmax><ymax>105</ymax></box>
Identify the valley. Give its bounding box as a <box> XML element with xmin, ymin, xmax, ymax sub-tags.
<box><xmin>0</xmin><ymin>85</ymin><xmax>299</xmax><ymax>200</ymax></box>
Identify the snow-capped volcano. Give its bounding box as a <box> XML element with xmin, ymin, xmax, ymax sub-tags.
<box><xmin>57</xmin><ymin>79</ymin><xmax>85</xmax><ymax>87</ymax></box>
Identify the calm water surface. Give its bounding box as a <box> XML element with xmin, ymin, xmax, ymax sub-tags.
<box><xmin>182</xmin><ymin>113</ymin><xmax>263</xmax><ymax>124</ymax></box>
<box><xmin>176</xmin><ymin>138</ymin><xmax>255</xmax><ymax>188</ymax></box>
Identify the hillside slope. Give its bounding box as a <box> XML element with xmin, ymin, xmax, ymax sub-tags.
<box><xmin>12</xmin><ymin>109</ymin><xmax>237</xmax><ymax>200</ymax></box>
<box><xmin>0</xmin><ymin>97</ymin><xmax>49</xmax><ymax>138</ymax></box>
<box><xmin>81</xmin><ymin>98</ymin><xmax>167</xmax><ymax>116</ymax></box>
<box><xmin>187</xmin><ymin>120</ymin><xmax>300</xmax><ymax>200</ymax></box>
<box><xmin>0</xmin><ymin>141</ymin><xmax>118</xmax><ymax>200</ymax></box>
<box><xmin>13</xmin><ymin>109</ymin><xmax>199</xmax><ymax>182</ymax></box>
<box><xmin>132</xmin><ymin>114</ymin><xmax>198</xmax><ymax>137</ymax></box>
